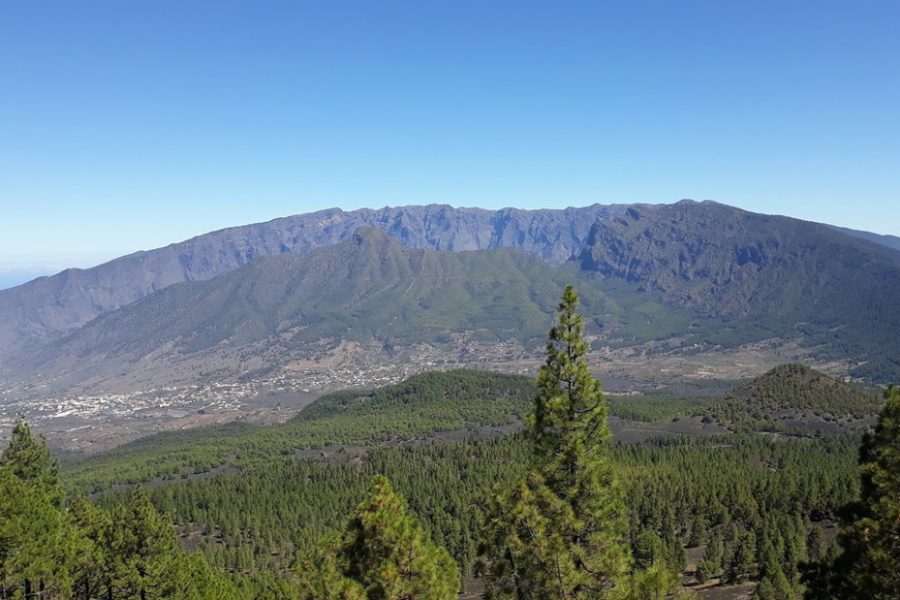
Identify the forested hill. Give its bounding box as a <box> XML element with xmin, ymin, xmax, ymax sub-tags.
<box><xmin>60</xmin><ymin>365</ymin><xmax>881</xmax><ymax>495</ymax></box>
<box><xmin>709</xmin><ymin>363</ymin><xmax>884</xmax><ymax>434</ymax></box>
<box><xmin>62</xmin><ymin>370</ymin><xmax>537</xmax><ymax>493</ymax></box>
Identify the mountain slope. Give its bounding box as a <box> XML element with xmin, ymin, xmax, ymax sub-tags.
<box><xmin>18</xmin><ymin>229</ymin><xmax>661</xmax><ymax>393</ymax></box>
<box><xmin>0</xmin><ymin>204</ymin><xmax>622</xmax><ymax>355</ymax></box>
<box><xmin>576</xmin><ymin>201</ymin><xmax>900</xmax><ymax>379</ymax></box>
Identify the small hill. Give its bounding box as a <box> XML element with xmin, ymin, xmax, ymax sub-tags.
<box><xmin>62</xmin><ymin>369</ymin><xmax>535</xmax><ymax>493</ymax></box>
<box><xmin>708</xmin><ymin>364</ymin><xmax>883</xmax><ymax>434</ymax></box>
<box><xmin>295</xmin><ymin>369</ymin><xmax>533</xmax><ymax>423</ymax></box>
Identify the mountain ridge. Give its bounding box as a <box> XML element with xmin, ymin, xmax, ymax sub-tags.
<box><xmin>0</xmin><ymin>203</ymin><xmax>625</xmax><ymax>355</ymax></box>
<box><xmin>576</xmin><ymin>201</ymin><xmax>900</xmax><ymax>379</ymax></box>
<box><xmin>5</xmin><ymin>201</ymin><xmax>897</xmax><ymax>356</ymax></box>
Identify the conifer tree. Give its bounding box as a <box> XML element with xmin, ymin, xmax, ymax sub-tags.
<box><xmin>107</xmin><ymin>489</ymin><xmax>187</xmax><ymax>599</ymax></box>
<box><xmin>69</xmin><ymin>496</ymin><xmax>113</xmax><ymax>600</ymax></box>
<box><xmin>0</xmin><ymin>418</ymin><xmax>80</xmax><ymax>598</ymax></box>
<box><xmin>754</xmin><ymin>538</ymin><xmax>795</xmax><ymax>600</ymax></box>
<box><xmin>694</xmin><ymin>560</ymin><xmax>715</xmax><ymax>584</ymax></box>
<box><xmin>0</xmin><ymin>418</ymin><xmax>62</xmax><ymax>505</ymax></box>
<box><xmin>804</xmin><ymin>387</ymin><xmax>900</xmax><ymax>599</ymax></box>
<box><xmin>298</xmin><ymin>475</ymin><xmax>460</xmax><ymax>599</ymax></box>
<box><xmin>725</xmin><ymin>531</ymin><xmax>756</xmax><ymax>584</ymax></box>
<box><xmin>481</xmin><ymin>285</ymin><xmax>632</xmax><ymax>598</ymax></box>
<box><xmin>633</xmin><ymin>529</ymin><xmax>666</xmax><ymax>570</ymax></box>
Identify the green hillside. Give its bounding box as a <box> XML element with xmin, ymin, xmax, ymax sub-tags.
<box><xmin>27</xmin><ymin>229</ymin><xmax>701</xmax><ymax>393</ymax></box>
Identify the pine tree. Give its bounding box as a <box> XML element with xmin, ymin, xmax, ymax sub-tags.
<box><xmin>0</xmin><ymin>418</ymin><xmax>62</xmax><ymax>505</ymax></box>
<box><xmin>633</xmin><ymin>529</ymin><xmax>666</xmax><ymax>570</ymax></box>
<box><xmin>481</xmin><ymin>285</ymin><xmax>632</xmax><ymax>598</ymax></box>
<box><xmin>298</xmin><ymin>475</ymin><xmax>460</xmax><ymax>599</ymax></box>
<box><xmin>107</xmin><ymin>489</ymin><xmax>185</xmax><ymax>599</ymax></box>
<box><xmin>296</xmin><ymin>537</ymin><xmax>366</xmax><ymax>600</ymax></box>
<box><xmin>756</xmin><ymin>538</ymin><xmax>795</xmax><ymax>600</ymax></box>
<box><xmin>0</xmin><ymin>419</ymin><xmax>79</xmax><ymax>598</ymax></box>
<box><xmin>724</xmin><ymin>531</ymin><xmax>756</xmax><ymax>584</ymax></box>
<box><xmin>617</xmin><ymin>560</ymin><xmax>678</xmax><ymax>600</ymax></box>
<box><xmin>69</xmin><ymin>496</ymin><xmax>113</xmax><ymax>600</ymax></box>
<box><xmin>804</xmin><ymin>387</ymin><xmax>900</xmax><ymax>599</ymax></box>
<box><xmin>694</xmin><ymin>560</ymin><xmax>716</xmax><ymax>584</ymax></box>
<box><xmin>688</xmin><ymin>516</ymin><xmax>708</xmax><ymax>548</ymax></box>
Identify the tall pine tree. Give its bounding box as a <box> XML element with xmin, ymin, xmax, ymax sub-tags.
<box><xmin>481</xmin><ymin>285</ymin><xmax>632</xmax><ymax>598</ymax></box>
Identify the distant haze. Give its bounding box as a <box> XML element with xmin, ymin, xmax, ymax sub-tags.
<box><xmin>0</xmin><ymin>269</ymin><xmax>54</xmax><ymax>290</ymax></box>
<box><xmin>0</xmin><ymin>253</ymin><xmax>121</xmax><ymax>289</ymax></box>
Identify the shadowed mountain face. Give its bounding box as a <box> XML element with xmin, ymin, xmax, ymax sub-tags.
<box><xmin>0</xmin><ymin>204</ymin><xmax>623</xmax><ymax>354</ymax></box>
<box><xmin>577</xmin><ymin>201</ymin><xmax>900</xmax><ymax>379</ymax></box>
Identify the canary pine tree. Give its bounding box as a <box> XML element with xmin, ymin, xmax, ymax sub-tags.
<box><xmin>298</xmin><ymin>475</ymin><xmax>460</xmax><ymax>599</ymax></box>
<box><xmin>481</xmin><ymin>285</ymin><xmax>632</xmax><ymax>599</ymax></box>
<box><xmin>0</xmin><ymin>419</ymin><xmax>79</xmax><ymax>598</ymax></box>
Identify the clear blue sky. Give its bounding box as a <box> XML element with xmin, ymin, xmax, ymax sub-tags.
<box><xmin>1</xmin><ymin>0</ymin><xmax>899</xmax><ymax>276</ymax></box>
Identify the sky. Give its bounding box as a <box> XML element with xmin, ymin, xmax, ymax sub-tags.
<box><xmin>1</xmin><ymin>0</ymin><xmax>899</xmax><ymax>283</ymax></box>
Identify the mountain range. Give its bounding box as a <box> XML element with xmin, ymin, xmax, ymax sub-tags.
<box><xmin>2</xmin><ymin>200</ymin><xmax>899</xmax><ymax>396</ymax></box>
<box><xmin>0</xmin><ymin>204</ymin><xmax>621</xmax><ymax>354</ymax></box>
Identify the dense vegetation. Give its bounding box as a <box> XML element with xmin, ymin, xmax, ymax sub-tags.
<box><xmin>0</xmin><ymin>421</ymin><xmax>241</xmax><ymax>599</ymax></box>
<box><xmin>1</xmin><ymin>419</ymin><xmax>866</xmax><ymax>598</ymax></box>
<box><xmin>62</xmin><ymin>371</ymin><xmax>721</xmax><ymax>494</ymax></box>
<box><xmin>294</xmin><ymin>475</ymin><xmax>461</xmax><ymax>599</ymax></box>
<box><xmin>63</xmin><ymin>370</ymin><xmax>536</xmax><ymax>493</ymax></box>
